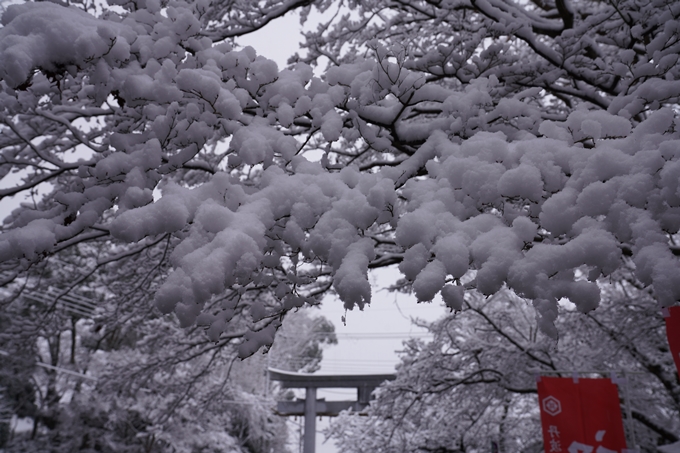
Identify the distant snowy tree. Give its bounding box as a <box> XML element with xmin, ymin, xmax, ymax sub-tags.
<box><xmin>267</xmin><ymin>306</ymin><xmax>337</xmax><ymax>372</ymax></box>
<box><xmin>0</xmin><ymin>259</ymin><xmax>335</xmax><ymax>453</ymax></box>
<box><xmin>327</xmin><ymin>276</ymin><xmax>680</xmax><ymax>453</ymax></box>
<box><xmin>0</xmin><ymin>0</ymin><xmax>679</xmax><ymax>353</ymax></box>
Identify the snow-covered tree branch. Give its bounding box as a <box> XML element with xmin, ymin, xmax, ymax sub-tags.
<box><xmin>0</xmin><ymin>0</ymin><xmax>679</xmax><ymax>353</ymax></box>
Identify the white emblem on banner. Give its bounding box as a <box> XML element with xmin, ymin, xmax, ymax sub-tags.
<box><xmin>542</xmin><ymin>396</ymin><xmax>562</xmax><ymax>416</ymax></box>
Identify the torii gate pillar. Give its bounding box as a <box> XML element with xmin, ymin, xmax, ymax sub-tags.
<box><xmin>269</xmin><ymin>368</ymin><xmax>396</xmax><ymax>453</ymax></box>
<box><xmin>303</xmin><ymin>386</ymin><xmax>316</xmax><ymax>453</ymax></box>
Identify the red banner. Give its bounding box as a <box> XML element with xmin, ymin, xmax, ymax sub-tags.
<box><xmin>537</xmin><ymin>377</ymin><xmax>628</xmax><ymax>453</ymax></box>
<box><xmin>664</xmin><ymin>306</ymin><xmax>680</xmax><ymax>376</ymax></box>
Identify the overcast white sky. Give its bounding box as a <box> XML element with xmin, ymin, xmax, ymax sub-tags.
<box><xmin>236</xmin><ymin>13</ymin><xmax>451</xmax><ymax>453</ymax></box>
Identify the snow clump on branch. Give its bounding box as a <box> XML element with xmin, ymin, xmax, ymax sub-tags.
<box><xmin>0</xmin><ymin>0</ymin><xmax>679</xmax><ymax>351</ymax></box>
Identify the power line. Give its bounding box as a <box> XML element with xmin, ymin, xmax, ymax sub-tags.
<box><xmin>0</xmin><ymin>350</ymin><xmax>96</xmax><ymax>381</ymax></box>
<box><xmin>278</xmin><ymin>331</ymin><xmax>433</xmax><ymax>340</ymax></box>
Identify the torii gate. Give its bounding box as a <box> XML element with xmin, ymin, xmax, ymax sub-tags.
<box><xmin>269</xmin><ymin>368</ymin><xmax>396</xmax><ymax>453</ymax></box>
